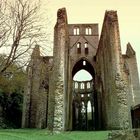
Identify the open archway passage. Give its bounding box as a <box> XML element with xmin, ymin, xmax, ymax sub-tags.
<box><xmin>73</xmin><ymin>69</ymin><xmax>92</xmax><ymax>81</ymax></box>
<box><xmin>72</xmin><ymin>69</ymin><xmax>98</xmax><ymax>131</ymax></box>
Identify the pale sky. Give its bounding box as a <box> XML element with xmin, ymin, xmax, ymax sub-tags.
<box><xmin>41</xmin><ymin>0</ymin><xmax>140</xmax><ymax>78</ymax></box>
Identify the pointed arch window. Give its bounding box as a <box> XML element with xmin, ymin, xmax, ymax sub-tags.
<box><xmin>85</xmin><ymin>27</ymin><xmax>92</xmax><ymax>35</ymax></box>
<box><xmin>73</xmin><ymin>27</ymin><xmax>80</xmax><ymax>35</ymax></box>
<box><xmin>87</xmin><ymin>82</ymin><xmax>90</xmax><ymax>89</ymax></box>
<box><xmin>84</xmin><ymin>42</ymin><xmax>89</xmax><ymax>54</ymax></box>
<box><xmin>75</xmin><ymin>82</ymin><xmax>78</xmax><ymax>89</ymax></box>
<box><xmin>81</xmin><ymin>83</ymin><xmax>85</xmax><ymax>89</ymax></box>
<box><xmin>77</xmin><ymin>42</ymin><xmax>81</xmax><ymax>54</ymax></box>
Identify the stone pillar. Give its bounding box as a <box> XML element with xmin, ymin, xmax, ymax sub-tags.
<box><xmin>47</xmin><ymin>8</ymin><xmax>68</xmax><ymax>131</ymax></box>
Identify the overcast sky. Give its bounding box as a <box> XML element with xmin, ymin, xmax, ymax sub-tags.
<box><xmin>41</xmin><ymin>0</ymin><xmax>140</xmax><ymax>79</ymax></box>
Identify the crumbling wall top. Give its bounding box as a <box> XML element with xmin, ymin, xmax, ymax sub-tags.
<box><xmin>57</xmin><ymin>7</ymin><xmax>68</xmax><ymax>24</ymax></box>
<box><xmin>126</xmin><ymin>42</ymin><xmax>135</xmax><ymax>57</ymax></box>
<box><xmin>31</xmin><ymin>44</ymin><xmax>40</xmax><ymax>58</ymax></box>
<box><xmin>104</xmin><ymin>10</ymin><xmax>118</xmax><ymax>23</ymax></box>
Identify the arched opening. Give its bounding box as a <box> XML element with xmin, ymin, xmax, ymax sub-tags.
<box><xmin>84</xmin><ymin>42</ymin><xmax>89</xmax><ymax>55</ymax></box>
<box><xmin>85</xmin><ymin>27</ymin><xmax>92</xmax><ymax>35</ymax></box>
<box><xmin>72</xmin><ymin>59</ymin><xmax>98</xmax><ymax>131</ymax></box>
<box><xmin>74</xmin><ymin>27</ymin><xmax>80</xmax><ymax>35</ymax></box>
<box><xmin>72</xmin><ymin>59</ymin><xmax>95</xmax><ymax>78</ymax></box>
<box><xmin>73</xmin><ymin>69</ymin><xmax>92</xmax><ymax>81</ymax></box>
<box><xmin>77</xmin><ymin>42</ymin><xmax>81</xmax><ymax>54</ymax></box>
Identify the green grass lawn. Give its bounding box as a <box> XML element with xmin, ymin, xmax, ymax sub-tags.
<box><xmin>0</xmin><ymin>129</ymin><xmax>109</xmax><ymax>140</ymax></box>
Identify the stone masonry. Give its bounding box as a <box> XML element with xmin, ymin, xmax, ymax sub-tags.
<box><xmin>96</xmin><ymin>11</ymin><xmax>131</xmax><ymax>129</ymax></box>
<box><xmin>47</xmin><ymin>8</ymin><xmax>68</xmax><ymax>131</ymax></box>
<box><xmin>22</xmin><ymin>8</ymin><xmax>140</xmax><ymax>131</ymax></box>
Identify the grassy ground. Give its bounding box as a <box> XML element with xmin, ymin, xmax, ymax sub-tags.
<box><xmin>0</xmin><ymin>129</ymin><xmax>109</xmax><ymax>140</ymax></box>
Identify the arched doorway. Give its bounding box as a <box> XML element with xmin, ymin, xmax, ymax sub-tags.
<box><xmin>72</xmin><ymin>59</ymin><xmax>98</xmax><ymax>131</ymax></box>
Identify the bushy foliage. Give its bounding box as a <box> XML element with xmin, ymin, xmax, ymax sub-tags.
<box><xmin>7</xmin><ymin>92</ymin><xmax>23</xmax><ymax>128</ymax></box>
<box><xmin>0</xmin><ymin>55</ymin><xmax>26</xmax><ymax>128</ymax></box>
<box><xmin>0</xmin><ymin>90</ymin><xmax>23</xmax><ymax>128</ymax></box>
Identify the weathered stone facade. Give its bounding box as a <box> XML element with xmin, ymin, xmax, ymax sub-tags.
<box><xmin>22</xmin><ymin>8</ymin><xmax>140</xmax><ymax>131</ymax></box>
<box><xmin>95</xmin><ymin>11</ymin><xmax>131</xmax><ymax>129</ymax></box>
<box><xmin>22</xmin><ymin>45</ymin><xmax>53</xmax><ymax>128</ymax></box>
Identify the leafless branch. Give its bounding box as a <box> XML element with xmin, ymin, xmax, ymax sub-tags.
<box><xmin>0</xmin><ymin>0</ymin><xmax>51</xmax><ymax>74</ymax></box>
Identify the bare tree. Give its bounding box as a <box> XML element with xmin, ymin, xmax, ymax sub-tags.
<box><xmin>0</xmin><ymin>0</ymin><xmax>50</xmax><ymax>74</ymax></box>
<box><xmin>0</xmin><ymin>0</ymin><xmax>10</xmax><ymax>48</ymax></box>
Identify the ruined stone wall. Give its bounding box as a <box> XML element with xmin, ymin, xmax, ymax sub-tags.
<box><xmin>68</xmin><ymin>24</ymin><xmax>98</xmax><ymax>66</ymax></box>
<box><xmin>123</xmin><ymin>43</ymin><xmax>140</xmax><ymax>107</ymax></box>
<box><xmin>96</xmin><ymin>11</ymin><xmax>131</xmax><ymax>129</ymax></box>
<box><xmin>22</xmin><ymin>45</ymin><xmax>49</xmax><ymax>128</ymax></box>
<box><xmin>66</xmin><ymin>24</ymin><xmax>99</xmax><ymax>130</ymax></box>
<box><xmin>47</xmin><ymin>8</ymin><xmax>68</xmax><ymax>131</ymax></box>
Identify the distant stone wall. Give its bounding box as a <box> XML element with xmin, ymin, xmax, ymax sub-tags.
<box><xmin>22</xmin><ymin>46</ymin><xmax>49</xmax><ymax>128</ymax></box>
<box><xmin>96</xmin><ymin>11</ymin><xmax>131</xmax><ymax>129</ymax></box>
<box><xmin>123</xmin><ymin>43</ymin><xmax>140</xmax><ymax>106</ymax></box>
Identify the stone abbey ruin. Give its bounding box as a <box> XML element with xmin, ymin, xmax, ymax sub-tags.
<box><xmin>22</xmin><ymin>8</ymin><xmax>140</xmax><ymax>131</ymax></box>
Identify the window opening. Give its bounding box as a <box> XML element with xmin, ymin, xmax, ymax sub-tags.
<box><xmin>73</xmin><ymin>69</ymin><xmax>92</xmax><ymax>81</ymax></box>
<box><xmin>89</xmin><ymin>28</ymin><xmax>92</xmax><ymax>35</ymax></box>
<box><xmin>75</xmin><ymin>82</ymin><xmax>78</xmax><ymax>89</ymax></box>
<box><xmin>84</xmin><ymin>42</ymin><xmax>88</xmax><ymax>48</ymax></box>
<box><xmin>84</xmin><ymin>42</ymin><xmax>89</xmax><ymax>54</ymax></box>
<box><xmin>87</xmin><ymin>82</ymin><xmax>90</xmax><ymax>89</ymax></box>
<box><xmin>81</xmin><ymin>102</ymin><xmax>85</xmax><ymax>113</ymax></box>
<box><xmin>83</xmin><ymin>60</ymin><xmax>86</xmax><ymax>66</ymax></box>
<box><xmin>87</xmin><ymin>101</ymin><xmax>92</xmax><ymax>120</ymax></box>
<box><xmin>77</xmin><ymin>43</ymin><xmax>80</xmax><ymax>48</ymax></box>
<box><xmin>74</xmin><ymin>27</ymin><xmax>80</xmax><ymax>35</ymax></box>
<box><xmin>77</xmin><ymin>42</ymin><xmax>81</xmax><ymax>54</ymax></box>
<box><xmin>85</xmin><ymin>27</ymin><xmax>92</xmax><ymax>35</ymax></box>
<box><xmin>81</xmin><ymin>83</ymin><xmax>85</xmax><ymax>89</ymax></box>
<box><xmin>84</xmin><ymin>43</ymin><xmax>88</xmax><ymax>54</ymax></box>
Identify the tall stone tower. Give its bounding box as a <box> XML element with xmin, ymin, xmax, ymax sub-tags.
<box><xmin>22</xmin><ymin>8</ymin><xmax>140</xmax><ymax>131</ymax></box>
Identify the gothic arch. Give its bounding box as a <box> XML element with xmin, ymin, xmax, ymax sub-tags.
<box><xmin>72</xmin><ymin>57</ymin><xmax>98</xmax><ymax>131</ymax></box>
<box><xmin>72</xmin><ymin>58</ymin><xmax>95</xmax><ymax>79</ymax></box>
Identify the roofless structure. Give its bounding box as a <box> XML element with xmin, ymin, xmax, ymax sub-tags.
<box><xmin>22</xmin><ymin>8</ymin><xmax>140</xmax><ymax>131</ymax></box>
